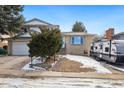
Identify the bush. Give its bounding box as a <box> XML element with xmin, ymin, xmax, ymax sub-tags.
<box><xmin>28</xmin><ymin>28</ymin><xmax>62</xmax><ymax>62</ymax></box>
<box><xmin>0</xmin><ymin>48</ymin><xmax>7</xmax><ymax>55</ymax></box>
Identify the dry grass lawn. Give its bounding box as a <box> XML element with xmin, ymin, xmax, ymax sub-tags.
<box><xmin>51</xmin><ymin>58</ymin><xmax>95</xmax><ymax>72</ymax></box>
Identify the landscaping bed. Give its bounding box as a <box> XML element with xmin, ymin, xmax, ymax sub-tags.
<box><xmin>22</xmin><ymin>55</ymin><xmax>111</xmax><ymax>74</ymax></box>
<box><xmin>22</xmin><ymin>56</ymin><xmax>96</xmax><ymax>72</ymax></box>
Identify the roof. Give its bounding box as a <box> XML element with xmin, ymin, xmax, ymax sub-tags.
<box><xmin>11</xmin><ymin>32</ymin><xmax>31</xmax><ymax>39</ymax></box>
<box><xmin>13</xmin><ymin>31</ymin><xmax>96</xmax><ymax>39</ymax></box>
<box><xmin>24</xmin><ymin>18</ymin><xmax>58</xmax><ymax>26</ymax></box>
<box><xmin>61</xmin><ymin>32</ymin><xmax>96</xmax><ymax>36</ymax></box>
<box><xmin>0</xmin><ymin>34</ymin><xmax>10</xmax><ymax>39</ymax></box>
<box><xmin>17</xmin><ymin>33</ymin><xmax>31</xmax><ymax>38</ymax></box>
<box><xmin>113</xmin><ymin>32</ymin><xmax>124</xmax><ymax>36</ymax></box>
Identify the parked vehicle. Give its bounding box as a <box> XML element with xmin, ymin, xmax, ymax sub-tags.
<box><xmin>0</xmin><ymin>48</ymin><xmax>7</xmax><ymax>55</ymax></box>
<box><xmin>90</xmin><ymin>39</ymin><xmax>124</xmax><ymax>64</ymax></box>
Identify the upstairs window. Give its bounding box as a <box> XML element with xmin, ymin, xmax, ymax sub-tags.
<box><xmin>105</xmin><ymin>47</ymin><xmax>109</xmax><ymax>52</ymax></box>
<box><xmin>100</xmin><ymin>45</ymin><xmax>103</xmax><ymax>49</ymax></box>
<box><xmin>95</xmin><ymin>46</ymin><xmax>97</xmax><ymax>49</ymax></box>
<box><xmin>71</xmin><ymin>36</ymin><xmax>84</xmax><ymax>45</ymax></box>
<box><xmin>91</xmin><ymin>46</ymin><xmax>93</xmax><ymax>50</ymax></box>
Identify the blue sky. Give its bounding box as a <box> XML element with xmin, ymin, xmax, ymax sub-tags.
<box><xmin>23</xmin><ymin>5</ymin><xmax>124</xmax><ymax>35</ymax></box>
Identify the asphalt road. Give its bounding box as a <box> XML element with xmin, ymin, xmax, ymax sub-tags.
<box><xmin>98</xmin><ymin>59</ymin><xmax>124</xmax><ymax>73</ymax></box>
<box><xmin>0</xmin><ymin>77</ymin><xmax>124</xmax><ymax>88</ymax></box>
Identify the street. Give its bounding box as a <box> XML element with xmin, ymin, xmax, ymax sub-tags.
<box><xmin>98</xmin><ymin>60</ymin><xmax>124</xmax><ymax>73</ymax></box>
<box><xmin>0</xmin><ymin>77</ymin><xmax>124</xmax><ymax>88</ymax></box>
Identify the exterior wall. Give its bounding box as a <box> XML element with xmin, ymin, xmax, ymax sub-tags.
<box><xmin>84</xmin><ymin>35</ymin><xmax>95</xmax><ymax>56</ymax></box>
<box><xmin>0</xmin><ymin>40</ymin><xmax>8</xmax><ymax>48</ymax></box>
<box><xmin>105</xmin><ymin>28</ymin><xmax>114</xmax><ymax>40</ymax></box>
<box><xmin>8</xmin><ymin>40</ymin><xmax>12</xmax><ymax>55</ymax></box>
<box><xmin>64</xmin><ymin>35</ymin><xmax>95</xmax><ymax>56</ymax></box>
<box><xmin>65</xmin><ymin>35</ymin><xmax>84</xmax><ymax>55</ymax></box>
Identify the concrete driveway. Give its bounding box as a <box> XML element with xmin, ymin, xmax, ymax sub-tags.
<box><xmin>0</xmin><ymin>56</ymin><xmax>30</xmax><ymax>70</ymax></box>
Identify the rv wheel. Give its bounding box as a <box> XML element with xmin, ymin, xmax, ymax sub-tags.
<box><xmin>95</xmin><ymin>57</ymin><xmax>100</xmax><ymax>61</ymax></box>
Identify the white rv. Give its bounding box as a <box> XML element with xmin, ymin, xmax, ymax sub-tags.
<box><xmin>90</xmin><ymin>39</ymin><xmax>124</xmax><ymax>64</ymax></box>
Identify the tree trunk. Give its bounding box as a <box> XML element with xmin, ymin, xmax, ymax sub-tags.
<box><xmin>41</xmin><ymin>57</ymin><xmax>43</xmax><ymax>63</ymax></box>
<box><xmin>54</xmin><ymin>54</ymin><xmax>55</xmax><ymax>61</ymax></box>
<box><xmin>31</xmin><ymin>56</ymin><xmax>33</xmax><ymax>64</ymax></box>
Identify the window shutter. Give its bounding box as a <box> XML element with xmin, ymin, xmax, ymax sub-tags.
<box><xmin>81</xmin><ymin>37</ymin><xmax>83</xmax><ymax>44</ymax></box>
<box><xmin>71</xmin><ymin>36</ymin><xmax>74</xmax><ymax>44</ymax></box>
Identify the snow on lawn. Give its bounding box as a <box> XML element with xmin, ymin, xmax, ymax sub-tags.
<box><xmin>63</xmin><ymin>54</ymin><xmax>112</xmax><ymax>74</ymax></box>
<box><xmin>22</xmin><ymin>57</ymin><xmax>46</xmax><ymax>71</ymax></box>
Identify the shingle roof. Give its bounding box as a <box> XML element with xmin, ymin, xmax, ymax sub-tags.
<box><xmin>25</xmin><ymin>18</ymin><xmax>55</xmax><ymax>26</ymax></box>
<box><xmin>0</xmin><ymin>34</ymin><xmax>10</xmax><ymax>39</ymax></box>
<box><xmin>113</xmin><ymin>32</ymin><xmax>124</xmax><ymax>36</ymax></box>
<box><xmin>61</xmin><ymin>32</ymin><xmax>96</xmax><ymax>36</ymax></box>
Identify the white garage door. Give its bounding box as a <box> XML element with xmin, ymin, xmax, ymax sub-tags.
<box><xmin>12</xmin><ymin>41</ymin><xmax>29</xmax><ymax>55</ymax></box>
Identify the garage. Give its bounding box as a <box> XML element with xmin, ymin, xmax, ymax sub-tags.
<box><xmin>12</xmin><ymin>41</ymin><xmax>29</xmax><ymax>55</ymax></box>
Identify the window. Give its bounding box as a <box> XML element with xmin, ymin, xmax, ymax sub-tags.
<box><xmin>91</xmin><ymin>46</ymin><xmax>93</xmax><ymax>50</ymax></box>
<box><xmin>100</xmin><ymin>45</ymin><xmax>103</xmax><ymax>49</ymax></box>
<box><xmin>95</xmin><ymin>46</ymin><xmax>97</xmax><ymax>49</ymax></box>
<box><xmin>71</xmin><ymin>36</ymin><xmax>83</xmax><ymax>45</ymax></box>
<box><xmin>105</xmin><ymin>47</ymin><xmax>109</xmax><ymax>52</ymax></box>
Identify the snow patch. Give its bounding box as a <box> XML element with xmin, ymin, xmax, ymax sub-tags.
<box><xmin>63</xmin><ymin>54</ymin><xmax>112</xmax><ymax>74</ymax></box>
<box><xmin>22</xmin><ymin>57</ymin><xmax>45</xmax><ymax>71</ymax></box>
<box><xmin>22</xmin><ymin>62</ymin><xmax>35</xmax><ymax>71</ymax></box>
<box><xmin>51</xmin><ymin>61</ymin><xmax>57</xmax><ymax>67</ymax></box>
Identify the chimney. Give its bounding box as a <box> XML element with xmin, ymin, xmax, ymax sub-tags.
<box><xmin>105</xmin><ymin>28</ymin><xmax>114</xmax><ymax>40</ymax></box>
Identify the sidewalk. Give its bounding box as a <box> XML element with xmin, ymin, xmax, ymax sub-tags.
<box><xmin>0</xmin><ymin>69</ymin><xmax>124</xmax><ymax>80</ymax></box>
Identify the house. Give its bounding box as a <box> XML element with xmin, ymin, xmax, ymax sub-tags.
<box><xmin>8</xmin><ymin>18</ymin><xmax>96</xmax><ymax>56</ymax></box>
<box><xmin>104</xmin><ymin>28</ymin><xmax>124</xmax><ymax>40</ymax></box>
<box><xmin>112</xmin><ymin>32</ymin><xmax>124</xmax><ymax>40</ymax></box>
<box><xmin>105</xmin><ymin>28</ymin><xmax>114</xmax><ymax>40</ymax></box>
<box><xmin>61</xmin><ymin>32</ymin><xmax>96</xmax><ymax>56</ymax></box>
<box><xmin>8</xmin><ymin>18</ymin><xmax>59</xmax><ymax>55</ymax></box>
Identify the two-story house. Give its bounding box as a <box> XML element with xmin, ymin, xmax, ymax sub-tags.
<box><xmin>8</xmin><ymin>18</ymin><xmax>96</xmax><ymax>56</ymax></box>
<box><xmin>8</xmin><ymin>18</ymin><xmax>59</xmax><ymax>55</ymax></box>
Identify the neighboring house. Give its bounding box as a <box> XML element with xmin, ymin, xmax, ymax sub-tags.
<box><xmin>104</xmin><ymin>28</ymin><xmax>124</xmax><ymax>40</ymax></box>
<box><xmin>0</xmin><ymin>34</ymin><xmax>10</xmax><ymax>50</ymax></box>
<box><xmin>8</xmin><ymin>18</ymin><xmax>96</xmax><ymax>56</ymax></box>
<box><xmin>61</xmin><ymin>32</ymin><xmax>96</xmax><ymax>56</ymax></box>
<box><xmin>112</xmin><ymin>32</ymin><xmax>124</xmax><ymax>40</ymax></box>
<box><xmin>8</xmin><ymin>18</ymin><xmax>59</xmax><ymax>55</ymax></box>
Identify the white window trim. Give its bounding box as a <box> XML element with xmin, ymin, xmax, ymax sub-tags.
<box><xmin>71</xmin><ymin>36</ymin><xmax>84</xmax><ymax>45</ymax></box>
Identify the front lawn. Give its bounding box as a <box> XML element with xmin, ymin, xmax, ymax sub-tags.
<box><xmin>50</xmin><ymin>58</ymin><xmax>95</xmax><ymax>72</ymax></box>
<box><xmin>22</xmin><ymin>54</ymin><xmax>111</xmax><ymax>74</ymax></box>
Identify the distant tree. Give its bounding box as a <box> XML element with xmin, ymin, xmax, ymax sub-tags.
<box><xmin>27</xmin><ymin>28</ymin><xmax>62</xmax><ymax>62</ymax></box>
<box><xmin>72</xmin><ymin>21</ymin><xmax>87</xmax><ymax>32</ymax></box>
<box><xmin>0</xmin><ymin>5</ymin><xmax>25</xmax><ymax>37</ymax></box>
